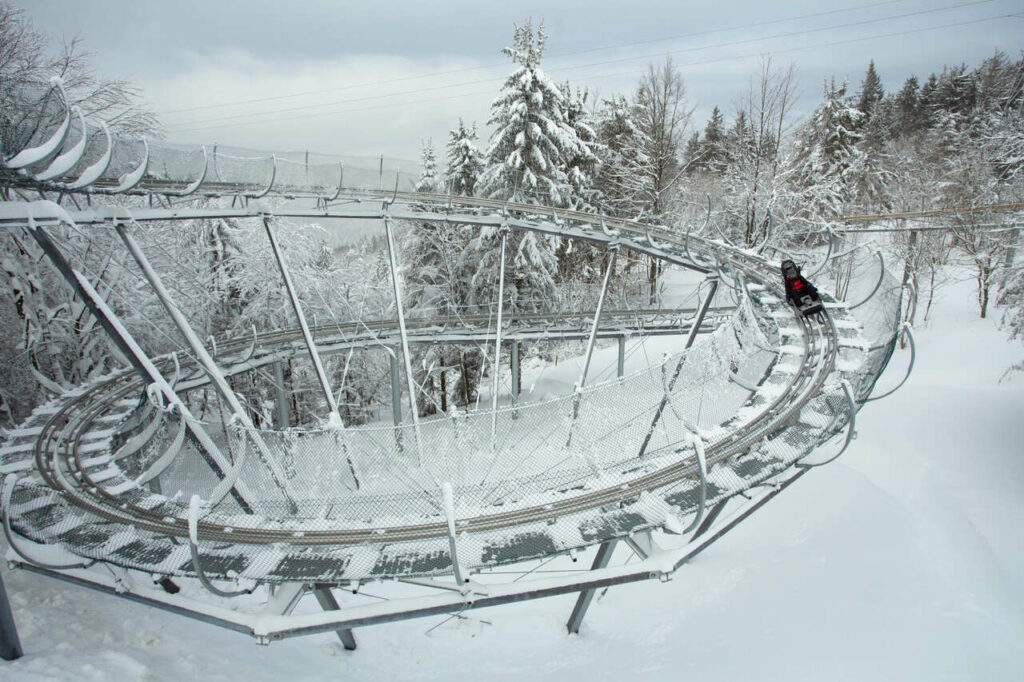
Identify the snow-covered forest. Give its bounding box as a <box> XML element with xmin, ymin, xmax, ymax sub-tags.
<box><xmin>2</xmin><ymin>10</ymin><xmax>1022</xmax><ymax>432</ymax></box>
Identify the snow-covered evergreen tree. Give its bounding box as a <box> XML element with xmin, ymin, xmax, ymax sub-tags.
<box><xmin>415</xmin><ymin>138</ymin><xmax>439</xmax><ymax>193</ymax></box>
<box><xmin>445</xmin><ymin>119</ymin><xmax>483</xmax><ymax>196</ymax></box>
<box><xmin>593</xmin><ymin>94</ymin><xmax>651</xmax><ymax>217</ymax></box>
<box><xmin>789</xmin><ymin>78</ymin><xmax>865</xmax><ymax>227</ymax></box>
<box><xmin>473</xmin><ymin>21</ymin><xmax>575</xmax><ymax>315</ymax></box>
<box><xmin>857</xmin><ymin>60</ymin><xmax>884</xmax><ymax>123</ymax></box>
<box><xmin>690</xmin><ymin>105</ymin><xmax>728</xmax><ymax>175</ymax></box>
<box><xmin>560</xmin><ymin>83</ymin><xmax>601</xmax><ymax>211</ymax></box>
<box><xmin>477</xmin><ymin>20</ymin><xmax>581</xmax><ymax>205</ymax></box>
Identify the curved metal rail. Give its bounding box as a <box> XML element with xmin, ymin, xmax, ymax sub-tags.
<box><xmin>2</xmin><ymin>218</ymin><xmax>864</xmax><ymax>582</ymax></box>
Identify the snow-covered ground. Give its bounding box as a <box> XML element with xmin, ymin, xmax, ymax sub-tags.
<box><xmin>2</xmin><ymin>275</ymin><xmax>1023</xmax><ymax>681</ymax></box>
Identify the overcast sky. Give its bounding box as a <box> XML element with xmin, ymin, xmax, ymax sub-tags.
<box><xmin>13</xmin><ymin>0</ymin><xmax>1024</xmax><ymax>165</ymax></box>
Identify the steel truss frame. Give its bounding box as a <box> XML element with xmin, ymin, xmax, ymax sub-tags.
<box><xmin>5</xmin><ymin>461</ymin><xmax>812</xmax><ymax>646</ymax></box>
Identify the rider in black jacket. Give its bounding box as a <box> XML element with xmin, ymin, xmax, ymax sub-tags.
<box><xmin>781</xmin><ymin>259</ymin><xmax>819</xmax><ymax>305</ymax></box>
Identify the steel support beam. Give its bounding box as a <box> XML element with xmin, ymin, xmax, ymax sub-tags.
<box><xmin>312</xmin><ymin>587</ymin><xmax>357</xmax><ymax>650</ymax></box>
<box><xmin>510</xmin><ymin>339</ymin><xmax>520</xmax><ymax>409</ymax></box>
<box><xmin>566</xmin><ymin>540</ymin><xmax>617</xmax><ymax>634</ymax></box>
<box><xmin>30</xmin><ymin>220</ymin><xmax>258</xmax><ymax>512</ymax></box>
<box><xmin>0</xmin><ymin>572</ymin><xmax>23</xmax><ymax>661</ymax></box>
<box><xmin>390</xmin><ymin>349</ymin><xmax>402</xmax><ymax>427</ymax></box>
<box><xmin>112</xmin><ymin>220</ymin><xmax>298</xmax><ymax>511</ymax></box>
<box><xmin>272</xmin><ymin>360</ymin><xmax>290</xmax><ymax>429</ymax></box>
<box><xmin>567</xmin><ymin>246</ymin><xmax>618</xmax><ymax>448</ymax></box>
<box><xmin>578</xmin><ymin>245</ymin><xmax>618</xmax><ymax>389</ymax></box>
<box><xmin>382</xmin><ymin>208</ymin><xmax>423</xmax><ymax>462</ymax></box>
<box><xmin>491</xmin><ymin>228</ymin><xmax>509</xmax><ymax>445</ymax></box>
<box><xmin>261</xmin><ymin>214</ymin><xmax>339</xmax><ymax>418</ymax></box>
<box><xmin>637</xmin><ymin>277</ymin><xmax>719</xmax><ymax>458</ymax></box>
<box><xmin>617</xmin><ymin>336</ymin><xmax>625</xmax><ymax>379</ymax></box>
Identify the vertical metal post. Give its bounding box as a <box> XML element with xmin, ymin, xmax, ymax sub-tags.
<box><xmin>442</xmin><ymin>481</ymin><xmax>467</xmax><ymax>585</ymax></box>
<box><xmin>0</xmin><ymin>572</ymin><xmax>23</xmax><ymax>661</ymax></box>
<box><xmin>272</xmin><ymin>360</ymin><xmax>290</xmax><ymax>429</ymax></box>
<box><xmin>566</xmin><ymin>246</ymin><xmax>617</xmax><ymax>448</ymax></box>
<box><xmin>32</xmin><ymin>220</ymin><xmax>259</xmax><ymax>512</ymax></box>
<box><xmin>312</xmin><ymin>587</ymin><xmax>357</xmax><ymax>650</ymax></box>
<box><xmin>637</xmin><ymin>277</ymin><xmax>719</xmax><ymax>459</ymax></box>
<box><xmin>261</xmin><ymin>215</ymin><xmax>339</xmax><ymax>418</ymax></box>
<box><xmin>114</xmin><ymin>220</ymin><xmax>298</xmax><ymax>509</ymax></box>
<box><xmin>491</xmin><ymin>228</ymin><xmax>509</xmax><ymax>445</ymax></box>
<box><xmin>390</xmin><ymin>349</ymin><xmax>402</xmax><ymax>427</ymax></box>
<box><xmin>690</xmin><ymin>499</ymin><xmax>729</xmax><ymax>541</ymax></box>
<box><xmin>510</xmin><ymin>339</ymin><xmax>520</xmax><ymax>410</ymax></box>
<box><xmin>566</xmin><ymin>539</ymin><xmax>618</xmax><ymax>634</ymax></box>
<box><xmin>617</xmin><ymin>336</ymin><xmax>625</xmax><ymax>378</ymax></box>
<box><xmin>577</xmin><ymin>245</ymin><xmax>618</xmax><ymax>390</ymax></box>
<box><xmin>382</xmin><ymin>209</ymin><xmax>423</xmax><ymax>462</ymax></box>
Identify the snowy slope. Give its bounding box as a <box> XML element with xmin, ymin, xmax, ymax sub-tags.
<box><xmin>2</xmin><ymin>277</ymin><xmax>1023</xmax><ymax>681</ymax></box>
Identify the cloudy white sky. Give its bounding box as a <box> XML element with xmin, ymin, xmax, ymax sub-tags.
<box><xmin>14</xmin><ymin>0</ymin><xmax>1024</xmax><ymax>163</ymax></box>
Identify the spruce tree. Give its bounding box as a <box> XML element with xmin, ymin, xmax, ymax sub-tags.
<box><xmin>857</xmin><ymin>60</ymin><xmax>884</xmax><ymax>122</ymax></box>
<box><xmin>415</xmin><ymin>138</ymin><xmax>439</xmax><ymax>193</ymax></box>
<box><xmin>445</xmin><ymin>119</ymin><xmax>483</xmax><ymax>196</ymax></box>
<box><xmin>790</xmin><ymin>78</ymin><xmax>865</xmax><ymax>225</ymax></box>
<box><xmin>560</xmin><ymin>82</ymin><xmax>601</xmax><ymax>211</ymax></box>
<box><xmin>593</xmin><ymin>94</ymin><xmax>650</xmax><ymax>217</ymax></box>
<box><xmin>477</xmin><ymin>20</ymin><xmax>581</xmax><ymax>205</ymax></box>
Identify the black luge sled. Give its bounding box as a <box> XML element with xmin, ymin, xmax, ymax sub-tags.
<box><xmin>796</xmin><ymin>294</ymin><xmax>825</xmax><ymax>319</ymax></box>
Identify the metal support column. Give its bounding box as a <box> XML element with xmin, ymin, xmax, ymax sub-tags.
<box><xmin>566</xmin><ymin>539</ymin><xmax>618</xmax><ymax>634</ymax></box>
<box><xmin>30</xmin><ymin>219</ymin><xmax>259</xmax><ymax>512</ymax></box>
<box><xmin>510</xmin><ymin>339</ymin><xmax>520</xmax><ymax>411</ymax></box>
<box><xmin>261</xmin><ymin>214</ymin><xmax>339</xmax><ymax>418</ymax></box>
<box><xmin>577</xmin><ymin>245</ymin><xmax>618</xmax><ymax>389</ymax></box>
<box><xmin>272</xmin><ymin>360</ymin><xmax>290</xmax><ymax>429</ymax></box>
<box><xmin>566</xmin><ymin>246</ymin><xmax>618</xmax><ymax>447</ymax></box>
<box><xmin>382</xmin><ymin>208</ymin><xmax>423</xmax><ymax>462</ymax></box>
<box><xmin>0</xmin><ymin>572</ymin><xmax>23</xmax><ymax>661</ymax></box>
<box><xmin>491</xmin><ymin>228</ymin><xmax>509</xmax><ymax>445</ymax></box>
<box><xmin>390</xmin><ymin>349</ymin><xmax>402</xmax><ymax>427</ymax></box>
<box><xmin>113</xmin><ymin>220</ymin><xmax>298</xmax><ymax>511</ymax></box>
<box><xmin>637</xmin><ymin>277</ymin><xmax>719</xmax><ymax>458</ymax></box>
<box><xmin>312</xmin><ymin>587</ymin><xmax>357</xmax><ymax>650</ymax></box>
<box><xmin>617</xmin><ymin>336</ymin><xmax>625</xmax><ymax>378</ymax></box>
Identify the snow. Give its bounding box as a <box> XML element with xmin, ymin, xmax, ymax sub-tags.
<box><xmin>2</xmin><ymin>278</ymin><xmax>1023</xmax><ymax>680</ymax></box>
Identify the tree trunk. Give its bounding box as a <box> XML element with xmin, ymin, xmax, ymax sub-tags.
<box><xmin>440</xmin><ymin>369</ymin><xmax>447</xmax><ymax>413</ymax></box>
<box><xmin>648</xmin><ymin>256</ymin><xmax>660</xmax><ymax>305</ymax></box>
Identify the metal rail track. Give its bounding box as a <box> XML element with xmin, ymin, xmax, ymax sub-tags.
<box><xmin>25</xmin><ymin>253</ymin><xmax>836</xmax><ymax>549</ymax></box>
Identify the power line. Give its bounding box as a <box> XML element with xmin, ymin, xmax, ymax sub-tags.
<box><xmin>157</xmin><ymin>0</ymin><xmax>913</xmax><ymax>117</ymax></box>
<box><xmin>168</xmin><ymin>10</ymin><xmax>1017</xmax><ymax>135</ymax></box>
<box><xmin>165</xmin><ymin>0</ymin><xmax>992</xmax><ymax>130</ymax></box>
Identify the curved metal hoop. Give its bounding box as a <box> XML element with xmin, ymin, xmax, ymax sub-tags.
<box><xmin>188</xmin><ymin>494</ymin><xmax>252</xmax><ymax>598</ymax></box>
<box><xmin>2</xmin><ymin>475</ymin><xmax>92</xmax><ymax>570</ymax></box>
<box><xmin>901</xmin><ymin>279</ymin><xmax>918</xmax><ymax>325</ymax></box>
<box><xmin>320</xmin><ymin>163</ymin><xmax>345</xmax><ymax>206</ymax></box>
<box><xmin>245</xmin><ymin>154</ymin><xmax>277</xmax><ymax>199</ymax></box>
<box><xmin>805</xmin><ymin>228</ymin><xmax>837</xmax><ymax>279</ymax></box>
<box><xmin>34</xmin><ymin>108</ymin><xmax>87</xmax><ymax>181</ymax></box>
<box><xmin>683</xmin><ymin>195</ymin><xmax>715</xmax><ymax>268</ymax></box>
<box><xmin>798</xmin><ymin>381</ymin><xmax>857</xmax><ymax>468</ymax></box>
<box><xmin>865</xmin><ymin>324</ymin><xmax>916</xmax><ymax>402</ymax></box>
<box><xmin>4</xmin><ymin>80</ymin><xmax>72</xmax><ymax>169</ymax></box>
<box><xmin>105</xmin><ymin>138</ymin><xmax>150</xmax><ymax>194</ymax></box>
<box><xmin>847</xmin><ymin>250</ymin><xmax>886</xmax><ymax>310</ymax></box>
<box><xmin>64</xmin><ymin>122</ymin><xmax>112</xmax><ymax>190</ymax></box>
<box><xmin>681</xmin><ymin>434</ymin><xmax>708</xmax><ymax>535</ymax></box>
<box><xmin>166</xmin><ymin>146</ymin><xmax>208</xmax><ymax>197</ymax></box>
